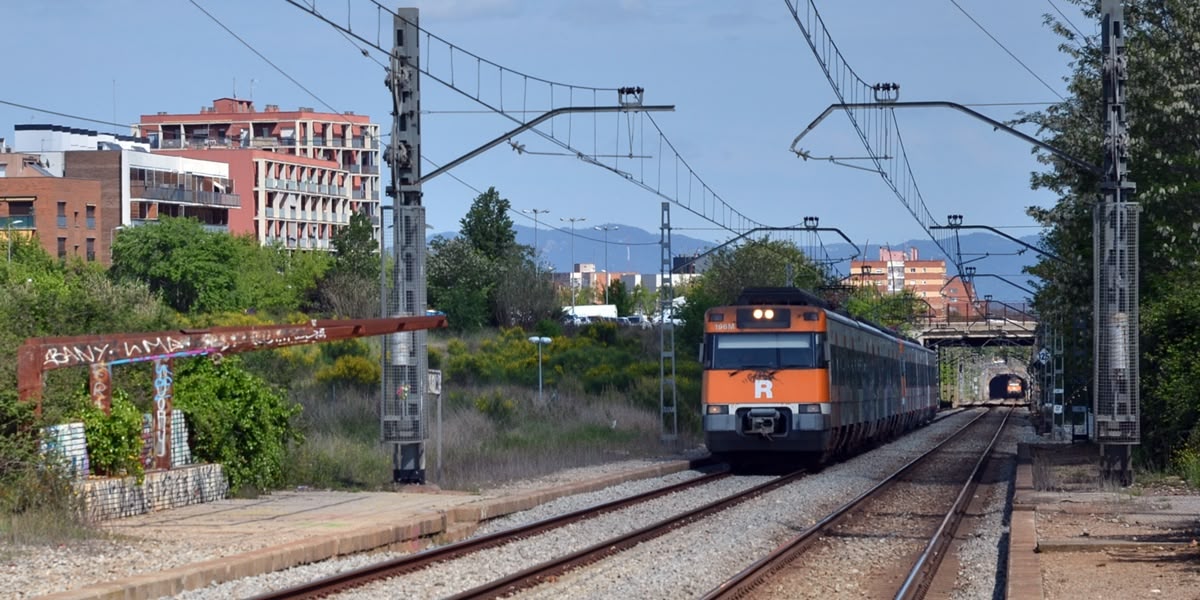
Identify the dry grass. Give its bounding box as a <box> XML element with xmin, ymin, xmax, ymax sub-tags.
<box><xmin>284</xmin><ymin>382</ymin><xmax>696</xmax><ymax>492</ymax></box>
<box><xmin>429</xmin><ymin>385</ymin><xmax>691</xmax><ymax>491</ymax></box>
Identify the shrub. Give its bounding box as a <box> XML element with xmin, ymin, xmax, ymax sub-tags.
<box><xmin>315</xmin><ymin>355</ymin><xmax>381</xmax><ymax>388</ymax></box>
<box><xmin>174</xmin><ymin>356</ymin><xmax>302</xmax><ymax>492</ymax></box>
<box><xmin>76</xmin><ymin>390</ymin><xmax>144</xmax><ymax>482</ymax></box>
<box><xmin>474</xmin><ymin>390</ymin><xmax>517</xmax><ymax>424</ymax></box>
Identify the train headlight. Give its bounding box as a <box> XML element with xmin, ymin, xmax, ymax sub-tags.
<box><xmin>798</xmin><ymin>404</ymin><xmax>821</xmax><ymax>413</ymax></box>
<box><xmin>763</xmin><ymin>309</ymin><xmax>775</xmax><ymax>320</ymax></box>
<box><xmin>752</xmin><ymin>308</ymin><xmax>763</xmax><ymax>319</ymax></box>
<box><xmin>706</xmin><ymin>404</ymin><xmax>729</xmax><ymax>415</ymax></box>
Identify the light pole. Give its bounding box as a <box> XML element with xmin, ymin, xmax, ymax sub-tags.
<box><xmin>561</xmin><ymin>216</ymin><xmax>586</xmax><ymax>311</ymax></box>
<box><xmin>7</xmin><ymin>218</ymin><xmax>24</xmax><ymax>263</ymax></box>
<box><xmin>594</xmin><ymin>224</ymin><xmax>618</xmax><ymax>304</ymax></box>
<box><xmin>527</xmin><ymin>336</ymin><xmax>551</xmax><ymax>403</ymax></box>
<box><xmin>522</xmin><ymin>208</ymin><xmax>550</xmax><ymax>258</ymax></box>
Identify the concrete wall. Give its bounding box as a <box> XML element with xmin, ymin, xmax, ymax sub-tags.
<box><xmin>80</xmin><ymin>463</ymin><xmax>228</xmax><ymax>522</ymax></box>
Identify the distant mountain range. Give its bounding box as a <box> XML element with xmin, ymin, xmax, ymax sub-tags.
<box><xmin>427</xmin><ymin>223</ymin><xmax>1044</xmax><ymax>302</ymax></box>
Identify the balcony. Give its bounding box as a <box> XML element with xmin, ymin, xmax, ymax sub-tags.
<box><xmin>131</xmin><ymin>185</ymin><xmax>241</xmax><ymax>208</ymax></box>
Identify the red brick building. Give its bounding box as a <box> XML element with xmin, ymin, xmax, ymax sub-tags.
<box><xmin>0</xmin><ymin>152</ymin><xmax>104</xmax><ymax>262</ymax></box>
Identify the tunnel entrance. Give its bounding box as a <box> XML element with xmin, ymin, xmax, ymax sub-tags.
<box><xmin>988</xmin><ymin>374</ymin><xmax>1025</xmax><ymax>400</ymax></box>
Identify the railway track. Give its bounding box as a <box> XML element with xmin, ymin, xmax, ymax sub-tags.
<box><xmin>701</xmin><ymin>407</ymin><xmax>1012</xmax><ymax>600</ymax></box>
<box><xmin>245</xmin><ymin>409</ymin><xmax>1003</xmax><ymax>600</ymax></box>
<box><xmin>247</xmin><ymin>465</ymin><xmax>798</xmax><ymax>599</ymax></box>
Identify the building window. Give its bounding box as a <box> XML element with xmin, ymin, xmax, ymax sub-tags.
<box><xmin>0</xmin><ymin>164</ymin><xmax>6</xmax><ymax>178</ymax></box>
<box><xmin>86</xmin><ymin>238</ymin><xmax>95</xmax><ymax>261</ymax></box>
<box><xmin>56</xmin><ymin>237</ymin><xmax>66</xmax><ymax>259</ymax></box>
<box><xmin>85</xmin><ymin>205</ymin><xmax>96</xmax><ymax>230</ymax></box>
<box><xmin>57</xmin><ymin>202</ymin><xmax>67</xmax><ymax>228</ymax></box>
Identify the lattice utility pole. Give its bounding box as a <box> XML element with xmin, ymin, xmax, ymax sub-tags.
<box><xmin>659</xmin><ymin>202</ymin><xmax>677</xmax><ymax>442</ymax></box>
<box><xmin>1094</xmin><ymin>0</ymin><xmax>1139</xmax><ymax>485</ymax></box>
<box><xmin>383</xmin><ymin>8</ymin><xmax>430</xmax><ymax>484</ymax></box>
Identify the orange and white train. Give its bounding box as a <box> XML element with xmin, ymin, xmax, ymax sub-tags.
<box><xmin>701</xmin><ymin>287</ymin><xmax>938</xmax><ymax>467</ymax></box>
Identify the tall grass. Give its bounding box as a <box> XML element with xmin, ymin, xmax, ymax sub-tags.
<box><xmin>282</xmin><ymin>381</ymin><xmax>695</xmax><ymax>492</ymax></box>
<box><xmin>433</xmin><ymin>385</ymin><xmax>688</xmax><ymax>491</ymax></box>
<box><xmin>0</xmin><ymin>458</ymin><xmax>95</xmax><ymax>547</ymax></box>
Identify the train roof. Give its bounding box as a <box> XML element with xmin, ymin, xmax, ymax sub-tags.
<box><xmin>726</xmin><ymin>287</ymin><xmax>927</xmax><ymax>350</ymax></box>
<box><xmin>735</xmin><ymin>287</ymin><xmax>832</xmax><ymax>309</ymax></box>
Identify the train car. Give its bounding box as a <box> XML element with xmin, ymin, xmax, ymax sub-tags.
<box><xmin>701</xmin><ymin>287</ymin><xmax>938</xmax><ymax>467</ymax></box>
<box><xmin>1006</xmin><ymin>377</ymin><xmax>1024</xmax><ymax>399</ymax></box>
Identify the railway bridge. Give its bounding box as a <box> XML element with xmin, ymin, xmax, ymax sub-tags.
<box><xmin>913</xmin><ymin>309</ymin><xmax>1040</xmax><ymax>407</ymax></box>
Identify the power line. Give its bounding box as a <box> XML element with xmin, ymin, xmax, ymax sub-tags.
<box><xmin>1045</xmin><ymin>0</ymin><xmax>1090</xmax><ymax>43</ymax></box>
<box><xmin>0</xmin><ymin>98</ymin><xmax>128</xmax><ymax>129</ymax></box>
<box><xmin>187</xmin><ymin>0</ymin><xmax>352</xmax><ymax>121</ymax></box>
<box><xmin>946</xmin><ymin>0</ymin><xmax>1066</xmax><ymax>101</ymax></box>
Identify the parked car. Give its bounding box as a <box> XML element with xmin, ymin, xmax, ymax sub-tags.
<box><xmin>625</xmin><ymin>315</ymin><xmax>651</xmax><ymax>329</ymax></box>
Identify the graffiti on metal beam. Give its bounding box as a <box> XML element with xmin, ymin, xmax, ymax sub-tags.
<box><xmin>40</xmin><ymin>327</ymin><xmax>329</xmax><ymax>369</ymax></box>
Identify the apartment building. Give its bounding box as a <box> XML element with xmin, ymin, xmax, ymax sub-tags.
<box><xmin>850</xmin><ymin>247</ymin><xmax>950</xmax><ymax>316</ymax></box>
<box><xmin>11</xmin><ymin>125</ymin><xmax>239</xmax><ymax>264</ymax></box>
<box><xmin>135</xmin><ymin>98</ymin><xmax>381</xmax><ymax>250</ymax></box>
<box><xmin>0</xmin><ymin>151</ymin><xmax>103</xmax><ymax>262</ymax></box>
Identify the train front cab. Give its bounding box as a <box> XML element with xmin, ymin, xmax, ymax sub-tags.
<box><xmin>701</xmin><ymin>305</ymin><xmax>832</xmax><ymax>462</ymax></box>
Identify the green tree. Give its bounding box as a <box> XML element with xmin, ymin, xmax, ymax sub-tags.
<box><xmin>459</xmin><ymin>187</ymin><xmax>518</xmax><ymax>263</ymax></box>
<box><xmin>331</xmin><ymin>212</ymin><xmax>380</xmax><ymax>281</ymax></box>
<box><xmin>491</xmin><ymin>258</ymin><xmax>561</xmax><ymax>327</ymax></box>
<box><xmin>844</xmin><ymin>287</ymin><xmax>927</xmax><ymax>334</ymax></box>
<box><xmin>427</xmin><ymin>236</ymin><xmax>493</xmax><ymax>331</ymax></box>
<box><xmin>110</xmin><ymin>217</ymin><xmax>242</xmax><ymax>313</ymax></box>
<box><xmin>1025</xmin><ymin>0</ymin><xmax>1200</xmax><ymax>468</ymax></box>
<box><xmin>678</xmin><ymin>238</ymin><xmax>829</xmax><ymax>350</ymax></box>
<box><xmin>606</xmin><ymin>279</ymin><xmax>634</xmax><ymax>316</ymax></box>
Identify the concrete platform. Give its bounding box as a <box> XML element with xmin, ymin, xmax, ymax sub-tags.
<box><xmin>40</xmin><ymin>459</ymin><xmax>695</xmax><ymax>600</ymax></box>
<box><xmin>1007</xmin><ymin>458</ymin><xmax>1044</xmax><ymax>600</ymax></box>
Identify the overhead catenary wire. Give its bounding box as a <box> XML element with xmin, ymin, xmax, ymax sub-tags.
<box><xmin>0</xmin><ymin>98</ymin><xmax>129</xmax><ymax>129</ymax></box>
<box><xmin>187</xmin><ymin>0</ymin><xmax>357</xmax><ymax>122</ymax></box>
<box><xmin>283</xmin><ymin>0</ymin><xmax>766</xmax><ymax>236</ymax></box>
<box><xmin>946</xmin><ymin>0</ymin><xmax>1066</xmax><ymax>101</ymax></box>
<box><xmin>1045</xmin><ymin>0</ymin><xmax>1091</xmax><ymax>44</ymax></box>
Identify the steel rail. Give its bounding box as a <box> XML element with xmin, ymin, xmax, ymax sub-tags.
<box><xmin>448</xmin><ymin>469</ymin><xmax>809</xmax><ymax>599</ymax></box>
<box><xmin>895</xmin><ymin>407</ymin><xmax>1014</xmax><ymax>600</ymax></box>
<box><xmin>247</xmin><ymin>463</ymin><xmax>727</xmax><ymax>600</ymax></box>
<box><xmin>701</xmin><ymin>409</ymin><xmax>991</xmax><ymax>600</ymax></box>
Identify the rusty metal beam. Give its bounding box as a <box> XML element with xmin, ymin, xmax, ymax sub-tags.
<box><xmin>18</xmin><ymin>315</ymin><xmax>448</xmax><ymax>413</ymax></box>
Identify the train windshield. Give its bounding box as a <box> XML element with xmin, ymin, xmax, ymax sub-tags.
<box><xmin>710</xmin><ymin>333</ymin><xmax>817</xmax><ymax>370</ymax></box>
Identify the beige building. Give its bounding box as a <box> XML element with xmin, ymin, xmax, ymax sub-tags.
<box><xmin>850</xmin><ymin>247</ymin><xmax>952</xmax><ymax>316</ymax></box>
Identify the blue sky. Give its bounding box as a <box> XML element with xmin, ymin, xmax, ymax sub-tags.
<box><xmin>2</xmin><ymin>0</ymin><xmax>1089</xmax><ymax>255</ymax></box>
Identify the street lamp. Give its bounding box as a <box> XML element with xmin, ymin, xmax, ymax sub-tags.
<box><xmin>561</xmin><ymin>216</ymin><xmax>586</xmax><ymax>310</ymax></box>
<box><xmin>594</xmin><ymin>225</ymin><xmax>618</xmax><ymax>304</ymax></box>
<box><xmin>522</xmin><ymin>208</ymin><xmax>550</xmax><ymax>257</ymax></box>
<box><xmin>527</xmin><ymin>336</ymin><xmax>551</xmax><ymax>403</ymax></box>
<box><xmin>7</xmin><ymin>218</ymin><xmax>24</xmax><ymax>263</ymax></box>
